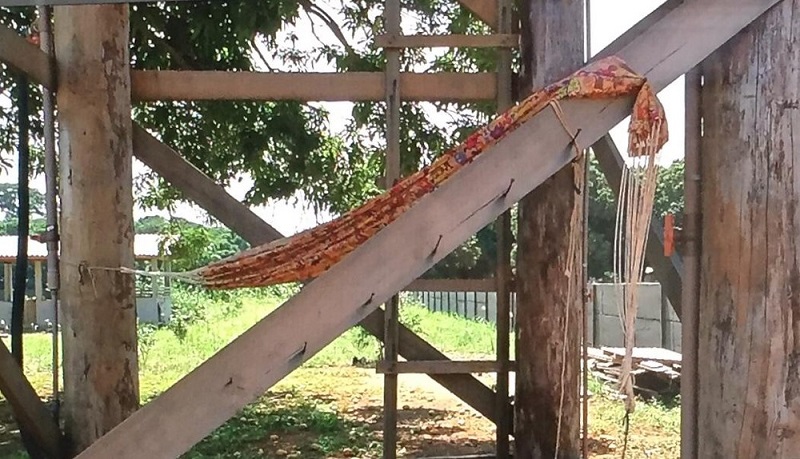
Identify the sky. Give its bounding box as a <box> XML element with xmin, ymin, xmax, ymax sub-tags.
<box><xmin>0</xmin><ymin>0</ymin><xmax>684</xmax><ymax>237</ymax></box>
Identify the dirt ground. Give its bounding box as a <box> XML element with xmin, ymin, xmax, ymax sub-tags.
<box><xmin>272</xmin><ymin>367</ymin><xmax>678</xmax><ymax>458</ymax></box>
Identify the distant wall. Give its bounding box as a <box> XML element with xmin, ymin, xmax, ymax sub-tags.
<box><xmin>407</xmin><ymin>282</ymin><xmax>681</xmax><ymax>352</ymax></box>
<box><xmin>0</xmin><ymin>297</ymin><xmax>172</xmax><ymax>331</ymax></box>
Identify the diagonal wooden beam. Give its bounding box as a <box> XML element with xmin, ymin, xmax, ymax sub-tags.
<box><xmin>132</xmin><ymin>126</ymin><xmax>284</xmax><ymax>244</ymax></box>
<box><xmin>132</xmin><ymin>123</ymin><xmax>505</xmax><ymax>424</ymax></box>
<box><xmin>73</xmin><ymin>1</ymin><xmax>784</xmax><ymax>456</ymax></box>
<box><xmin>0</xmin><ymin>24</ymin><xmax>506</xmax><ymax>426</ymax></box>
<box><xmin>0</xmin><ymin>340</ymin><xmax>64</xmax><ymax>458</ymax></box>
<box><xmin>458</xmin><ymin>0</ymin><xmax>499</xmax><ymax>29</ymax></box>
<box><xmin>78</xmin><ymin>72</ymin><xmax>581</xmax><ymax>459</ymax></box>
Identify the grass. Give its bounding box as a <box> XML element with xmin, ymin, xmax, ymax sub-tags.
<box><xmin>0</xmin><ymin>287</ymin><xmax>679</xmax><ymax>458</ymax></box>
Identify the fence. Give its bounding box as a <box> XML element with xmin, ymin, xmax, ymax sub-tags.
<box><xmin>407</xmin><ymin>281</ymin><xmax>681</xmax><ymax>352</ymax></box>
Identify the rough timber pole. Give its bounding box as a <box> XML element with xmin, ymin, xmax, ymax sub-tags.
<box><xmin>54</xmin><ymin>4</ymin><xmax>139</xmax><ymax>454</ymax></box>
<box><xmin>382</xmin><ymin>0</ymin><xmax>401</xmax><ymax>457</ymax></box>
<box><xmin>515</xmin><ymin>0</ymin><xmax>584</xmax><ymax>457</ymax></box>
<box><xmin>494</xmin><ymin>0</ymin><xmax>513</xmax><ymax>456</ymax></box>
<box><xmin>698</xmin><ymin>1</ymin><xmax>800</xmax><ymax>456</ymax></box>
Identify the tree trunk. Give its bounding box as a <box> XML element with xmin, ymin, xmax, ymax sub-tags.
<box><xmin>54</xmin><ymin>5</ymin><xmax>139</xmax><ymax>454</ymax></box>
<box><xmin>698</xmin><ymin>1</ymin><xmax>800</xmax><ymax>456</ymax></box>
<box><xmin>515</xmin><ymin>1</ymin><xmax>584</xmax><ymax>458</ymax></box>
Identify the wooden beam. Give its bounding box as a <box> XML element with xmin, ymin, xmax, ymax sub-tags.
<box><xmin>376</xmin><ymin>360</ymin><xmax>518</xmax><ymax>374</ymax></box>
<box><xmin>458</xmin><ymin>0</ymin><xmax>499</xmax><ymax>29</ymax></box>
<box><xmin>375</xmin><ymin>33</ymin><xmax>518</xmax><ymax>49</ymax></box>
<box><xmin>131</xmin><ymin>126</ymin><xmax>284</xmax><ymax>245</ymax></box>
<box><xmin>1</xmin><ymin>23</ymin><xmax>497</xmax><ymax>104</ymax></box>
<box><xmin>55</xmin><ymin>4</ymin><xmax>140</xmax><ymax>452</ymax></box>
<box><xmin>0</xmin><ymin>25</ymin><xmax>54</xmax><ymax>89</ymax></box>
<box><xmin>73</xmin><ymin>0</ymin><xmax>785</xmax><ymax>452</ymax></box>
<box><xmin>75</xmin><ymin>67</ymin><xmax>589</xmax><ymax>459</ymax></box>
<box><xmin>130</xmin><ymin>71</ymin><xmax>497</xmax><ymax>102</ymax></box>
<box><xmin>0</xmin><ymin>339</ymin><xmax>63</xmax><ymax>459</ymax></box>
<box><xmin>516</xmin><ymin>1</ymin><xmax>585</xmax><ymax>457</ymax></box>
<box><xmin>591</xmin><ymin>136</ymin><xmax>683</xmax><ymax>318</ymax></box>
<box><xmin>359</xmin><ymin>308</ymin><xmax>508</xmax><ymax>424</ymax></box>
<box><xmin>132</xmin><ymin>122</ymin><xmax>503</xmax><ymax>423</ymax></box>
<box><xmin>382</xmin><ymin>1</ymin><xmax>402</xmax><ymax>456</ymax></box>
<box><xmin>494</xmin><ymin>0</ymin><xmax>514</xmax><ymax>456</ymax></box>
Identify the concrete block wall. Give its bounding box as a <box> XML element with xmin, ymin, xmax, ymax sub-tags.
<box><xmin>408</xmin><ymin>281</ymin><xmax>682</xmax><ymax>353</ymax></box>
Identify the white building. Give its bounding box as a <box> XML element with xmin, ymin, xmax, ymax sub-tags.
<box><xmin>0</xmin><ymin>234</ymin><xmax>172</xmax><ymax>331</ymax></box>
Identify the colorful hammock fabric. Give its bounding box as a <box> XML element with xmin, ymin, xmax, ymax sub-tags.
<box><xmin>189</xmin><ymin>56</ymin><xmax>668</xmax><ymax>290</ymax></box>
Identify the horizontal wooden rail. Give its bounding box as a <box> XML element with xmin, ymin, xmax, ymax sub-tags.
<box><xmin>131</xmin><ymin>71</ymin><xmax>497</xmax><ymax>102</ymax></box>
<box><xmin>375</xmin><ymin>34</ymin><xmax>518</xmax><ymax>49</ymax></box>
<box><xmin>377</xmin><ymin>360</ymin><xmax>518</xmax><ymax>374</ymax></box>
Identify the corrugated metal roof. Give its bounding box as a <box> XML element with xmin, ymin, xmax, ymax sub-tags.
<box><xmin>0</xmin><ymin>234</ymin><xmax>165</xmax><ymax>261</ymax></box>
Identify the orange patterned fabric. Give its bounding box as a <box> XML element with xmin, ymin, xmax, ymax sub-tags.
<box><xmin>194</xmin><ymin>56</ymin><xmax>668</xmax><ymax>289</ymax></box>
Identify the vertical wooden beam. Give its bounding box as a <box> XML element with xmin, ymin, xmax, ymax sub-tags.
<box><xmin>34</xmin><ymin>261</ymin><xmax>43</xmax><ymax>301</ymax></box>
<box><xmin>515</xmin><ymin>0</ymin><xmax>584</xmax><ymax>457</ymax></box>
<box><xmin>150</xmin><ymin>259</ymin><xmax>159</xmax><ymax>299</ymax></box>
<box><xmin>54</xmin><ymin>4</ymin><xmax>139</xmax><ymax>454</ymax></box>
<box><xmin>494</xmin><ymin>0</ymin><xmax>513</xmax><ymax>456</ymax></box>
<box><xmin>698</xmin><ymin>2</ymin><xmax>800</xmax><ymax>456</ymax></box>
<box><xmin>382</xmin><ymin>0</ymin><xmax>401</xmax><ymax>457</ymax></box>
<box><xmin>5</xmin><ymin>264</ymin><xmax>12</xmax><ymax>302</ymax></box>
<box><xmin>680</xmin><ymin>65</ymin><xmax>701</xmax><ymax>459</ymax></box>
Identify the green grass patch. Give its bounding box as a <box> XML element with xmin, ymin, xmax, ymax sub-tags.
<box><xmin>0</xmin><ymin>286</ymin><xmax>678</xmax><ymax>458</ymax></box>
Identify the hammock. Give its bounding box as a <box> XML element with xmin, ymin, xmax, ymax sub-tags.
<box><xmin>170</xmin><ymin>55</ymin><xmax>667</xmax><ymax>290</ymax></box>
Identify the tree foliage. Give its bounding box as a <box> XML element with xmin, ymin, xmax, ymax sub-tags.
<box><xmin>0</xmin><ymin>3</ymin><xmax>684</xmax><ymax>283</ymax></box>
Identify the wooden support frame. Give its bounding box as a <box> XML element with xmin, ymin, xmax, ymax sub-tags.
<box><xmin>1</xmin><ymin>20</ymin><xmax>506</xmax><ymax>442</ymax></box>
<box><xmin>0</xmin><ymin>340</ymin><xmax>63</xmax><ymax>458</ymax></box>
<box><xmin>376</xmin><ymin>360</ymin><xmax>518</xmax><ymax>374</ymax></box>
<box><xmin>382</xmin><ymin>0</ymin><xmax>402</xmax><ymax>456</ymax></box>
<box><xmin>130</xmin><ymin>71</ymin><xmax>497</xmax><ymax>102</ymax></box>
<box><xmin>457</xmin><ymin>0</ymin><xmax>499</xmax><ymax>29</ymax></box>
<box><xmin>494</xmin><ymin>0</ymin><xmax>513</xmax><ymax>456</ymax></box>
<box><xmin>375</xmin><ymin>33</ymin><xmax>518</xmax><ymax>49</ymax></box>
<box><xmin>71</xmin><ymin>0</ymin><xmax>786</xmax><ymax>452</ymax></box>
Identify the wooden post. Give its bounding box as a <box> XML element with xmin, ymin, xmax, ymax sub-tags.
<box><xmin>698</xmin><ymin>2</ymin><xmax>800</xmax><ymax>455</ymax></box>
<box><xmin>4</xmin><ymin>264</ymin><xmax>11</xmax><ymax>302</ymax></box>
<box><xmin>34</xmin><ymin>261</ymin><xmax>42</xmax><ymax>301</ymax></box>
<box><xmin>382</xmin><ymin>0</ymin><xmax>401</xmax><ymax>456</ymax></box>
<box><xmin>54</xmin><ymin>4</ymin><xmax>139</xmax><ymax>453</ymax></box>
<box><xmin>150</xmin><ymin>259</ymin><xmax>159</xmax><ymax>298</ymax></box>
<box><xmin>515</xmin><ymin>0</ymin><xmax>584</xmax><ymax>457</ymax></box>
<box><xmin>495</xmin><ymin>0</ymin><xmax>513</xmax><ymax>456</ymax></box>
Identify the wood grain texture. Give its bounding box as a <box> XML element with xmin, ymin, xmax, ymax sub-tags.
<box><xmin>515</xmin><ymin>1</ymin><xmax>585</xmax><ymax>457</ymax></box>
<box><xmin>360</xmin><ymin>307</ymin><xmax>508</xmax><ymax>423</ymax></box>
<box><xmin>698</xmin><ymin>1</ymin><xmax>800</xmax><ymax>455</ymax></box>
<box><xmin>130</xmin><ymin>71</ymin><xmax>497</xmax><ymax>102</ymax></box>
<box><xmin>376</xmin><ymin>360</ymin><xmax>517</xmax><ymax>374</ymax></box>
<box><xmin>75</xmin><ymin>0</ymin><xmax>783</xmax><ymax>456</ymax></box>
<box><xmin>375</xmin><ymin>33</ymin><xmax>518</xmax><ymax>49</ymax></box>
<box><xmin>75</xmin><ymin>83</ymin><xmax>604</xmax><ymax>459</ymax></box>
<box><xmin>54</xmin><ymin>4</ymin><xmax>139</xmax><ymax>453</ymax></box>
<box><xmin>457</xmin><ymin>0</ymin><xmax>499</xmax><ymax>29</ymax></box>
